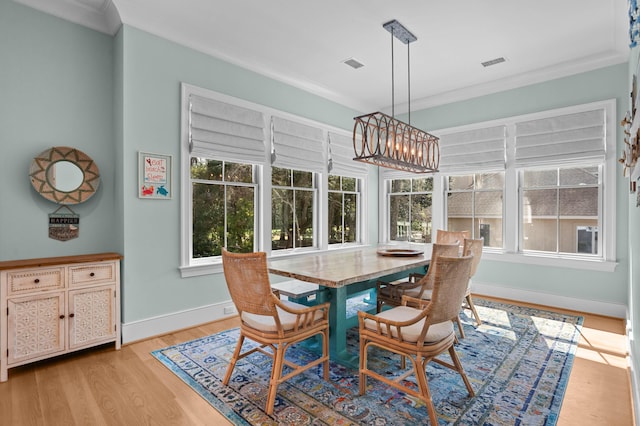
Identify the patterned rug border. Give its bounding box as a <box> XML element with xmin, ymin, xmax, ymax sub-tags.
<box><xmin>152</xmin><ymin>298</ymin><xmax>583</xmax><ymax>425</ymax></box>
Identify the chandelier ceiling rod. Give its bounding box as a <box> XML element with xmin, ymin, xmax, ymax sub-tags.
<box><xmin>352</xmin><ymin>19</ymin><xmax>440</xmax><ymax>174</ymax></box>
<box><xmin>407</xmin><ymin>36</ymin><xmax>411</xmax><ymax>125</ymax></box>
<box><xmin>391</xmin><ymin>25</ymin><xmax>394</xmax><ymax>118</ymax></box>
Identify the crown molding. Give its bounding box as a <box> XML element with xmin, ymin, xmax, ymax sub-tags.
<box><xmin>14</xmin><ymin>0</ymin><xmax>121</xmax><ymax>35</ymax></box>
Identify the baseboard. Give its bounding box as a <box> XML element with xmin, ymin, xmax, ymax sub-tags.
<box><xmin>121</xmin><ymin>301</ymin><xmax>237</xmax><ymax>344</ymax></box>
<box><xmin>122</xmin><ymin>282</ymin><xmax>627</xmax><ymax>344</ymax></box>
<box><xmin>472</xmin><ymin>281</ymin><xmax>627</xmax><ymax>318</ymax></box>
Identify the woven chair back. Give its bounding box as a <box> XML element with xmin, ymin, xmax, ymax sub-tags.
<box><xmin>418</xmin><ymin>243</ymin><xmax>462</xmax><ymax>290</ymax></box>
<box><xmin>435</xmin><ymin>229</ymin><xmax>471</xmax><ymax>247</ymax></box>
<box><xmin>463</xmin><ymin>238</ymin><xmax>484</xmax><ymax>278</ymax></box>
<box><xmin>221</xmin><ymin>249</ymin><xmax>277</xmax><ymax>317</ymax></box>
<box><xmin>426</xmin><ymin>255</ymin><xmax>473</xmax><ymax>326</ymax></box>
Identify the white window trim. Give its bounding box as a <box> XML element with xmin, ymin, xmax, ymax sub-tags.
<box><xmin>179</xmin><ymin>83</ymin><xmax>368</xmax><ymax>277</ymax></box>
<box><xmin>380</xmin><ymin>99</ymin><xmax>617</xmax><ymax>272</ymax></box>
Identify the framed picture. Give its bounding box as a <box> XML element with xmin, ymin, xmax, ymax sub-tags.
<box><xmin>138</xmin><ymin>152</ymin><xmax>172</xmax><ymax>199</ymax></box>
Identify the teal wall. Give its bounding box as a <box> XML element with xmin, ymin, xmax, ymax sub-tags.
<box><xmin>409</xmin><ymin>65</ymin><xmax>630</xmax><ymax>306</ymax></box>
<box><xmin>0</xmin><ymin>0</ymin><xmax>118</xmax><ymax>260</ymax></box>
<box><xmin>0</xmin><ymin>2</ymin><xmax>632</xmax><ymax>337</ymax></box>
<box><xmin>117</xmin><ymin>26</ymin><xmax>365</xmax><ymax>322</ymax></box>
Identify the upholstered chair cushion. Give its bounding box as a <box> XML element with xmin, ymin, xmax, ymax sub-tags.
<box><xmin>242</xmin><ymin>300</ymin><xmax>324</xmax><ymax>332</ymax></box>
<box><xmin>363</xmin><ymin>305</ymin><xmax>454</xmax><ymax>343</ymax></box>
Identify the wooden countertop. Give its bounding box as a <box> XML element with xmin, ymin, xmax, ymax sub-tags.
<box><xmin>0</xmin><ymin>252</ymin><xmax>123</xmax><ymax>271</ymax></box>
<box><xmin>268</xmin><ymin>246</ymin><xmax>430</xmax><ymax>288</ymax></box>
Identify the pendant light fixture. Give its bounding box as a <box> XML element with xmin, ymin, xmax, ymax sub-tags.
<box><xmin>353</xmin><ymin>19</ymin><xmax>439</xmax><ymax>173</ymax></box>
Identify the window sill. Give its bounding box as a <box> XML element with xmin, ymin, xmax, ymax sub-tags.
<box><xmin>179</xmin><ymin>261</ymin><xmax>223</xmax><ymax>278</ymax></box>
<box><xmin>483</xmin><ymin>251</ymin><xmax>618</xmax><ymax>272</ymax></box>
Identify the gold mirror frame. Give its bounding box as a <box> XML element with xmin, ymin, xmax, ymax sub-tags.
<box><xmin>29</xmin><ymin>146</ymin><xmax>100</xmax><ymax>205</ymax></box>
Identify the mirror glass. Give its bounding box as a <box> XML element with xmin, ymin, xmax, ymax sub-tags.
<box><xmin>47</xmin><ymin>160</ymin><xmax>84</xmax><ymax>192</ymax></box>
<box><xmin>29</xmin><ymin>146</ymin><xmax>100</xmax><ymax>205</ymax></box>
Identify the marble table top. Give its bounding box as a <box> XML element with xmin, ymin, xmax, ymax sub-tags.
<box><xmin>268</xmin><ymin>246</ymin><xmax>431</xmax><ymax>288</ymax></box>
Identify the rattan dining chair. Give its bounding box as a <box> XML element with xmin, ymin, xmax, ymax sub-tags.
<box><xmin>221</xmin><ymin>248</ymin><xmax>330</xmax><ymax>415</ymax></box>
<box><xmin>358</xmin><ymin>255</ymin><xmax>475</xmax><ymax>425</ymax></box>
<box><xmin>412</xmin><ymin>238</ymin><xmax>484</xmax><ymax>338</ymax></box>
<box><xmin>376</xmin><ymin>243</ymin><xmax>460</xmax><ymax>313</ymax></box>
<box><xmin>456</xmin><ymin>238</ymin><xmax>484</xmax><ymax>337</ymax></box>
<box><xmin>435</xmin><ymin>228</ymin><xmax>471</xmax><ymax>249</ymax></box>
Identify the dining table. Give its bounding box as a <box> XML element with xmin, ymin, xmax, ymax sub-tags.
<box><xmin>268</xmin><ymin>245</ymin><xmax>431</xmax><ymax>366</ymax></box>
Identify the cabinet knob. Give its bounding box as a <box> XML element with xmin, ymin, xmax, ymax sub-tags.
<box><xmin>34</xmin><ymin>278</ymin><xmax>40</xmax><ymax>284</ymax></box>
<box><xmin>90</xmin><ymin>272</ymin><xmax>95</xmax><ymax>277</ymax></box>
<box><xmin>69</xmin><ymin>313</ymin><xmax>75</xmax><ymax>318</ymax></box>
<box><xmin>59</xmin><ymin>314</ymin><xmax>65</xmax><ymax>319</ymax></box>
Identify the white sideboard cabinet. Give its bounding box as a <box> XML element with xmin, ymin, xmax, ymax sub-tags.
<box><xmin>0</xmin><ymin>253</ymin><xmax>122</xmax><ymax>381</ymax></box>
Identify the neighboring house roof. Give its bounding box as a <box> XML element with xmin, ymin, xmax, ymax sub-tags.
<box><xmin>446</xmin><ymin>170</ymin><xmax>598</xmax><ymax>218</ymax></box>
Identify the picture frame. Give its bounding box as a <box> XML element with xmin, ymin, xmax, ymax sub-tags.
<box><xmin>138</xmin><ymin>151</ymin><xmax>172</xmax><ymax>199</ymax></box>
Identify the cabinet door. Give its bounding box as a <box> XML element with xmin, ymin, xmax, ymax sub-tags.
<box><xmin>68</xmin><ymin>285</ymin><xmax>116</xmax><ymax>349</ymax></box>
<box><xmin>7</xmin><ymin>293</ymin><xmax>65</xmax><ymax>365</ymax></box>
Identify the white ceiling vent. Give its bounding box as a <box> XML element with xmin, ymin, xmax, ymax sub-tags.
<box><xmin>481</xmin><ymin>57</ymin><xmax>506</xmax><ymax>67</ymax></box>
<box><xmin>343</xmin><ymin>58</ymin><xmax>365</xmax><ymax>69</ymax></box>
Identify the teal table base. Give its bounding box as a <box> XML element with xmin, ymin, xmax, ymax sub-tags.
<box><xmin>314</xmin><ymin>265</ymin><xmax>427</xmax><ymax>369</ymax></box>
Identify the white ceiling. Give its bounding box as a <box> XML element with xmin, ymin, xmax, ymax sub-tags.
<box><xmin>16</xmin><ymin>0</ymin><xmax>630</xmax><ymax>113</ymax></box>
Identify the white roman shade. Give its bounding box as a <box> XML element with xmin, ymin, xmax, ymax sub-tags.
<box><xmin>189</xmin><ymin>94</ymin><xmax>267</xmax><ymax>165</ymax></box>
<box><xmin>328</xmin><ymin>132</ymin><xmax>368</xmax><ymax>177</ymax></box>
<box><xmin>438</xmin><ymin>125</ymin><xmax>506</xmax><ymax>173</ymax></box>
<box><xmin>379</xmin><ymin>167</ymin><xmax>419</xmax><ymax>181</ymax></box>
<box><xmin>515</xmin><ymin>108</ymin><xmax>605</xmax><ymax>167</ymax></box>
<box><xmin>271</xmin><ymin>116</ymin><xmax>326</xmax><ymax>172</ymax></box>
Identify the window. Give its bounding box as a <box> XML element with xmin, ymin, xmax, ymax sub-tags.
<box><xmin>271</xmin><ymin>167</ymin><xmax>316</xmax><ymax>250</ymax></box>
<box><xmin>181</xmin><ymin>84</ymin><xmax>369</xmax><ymax>276</ymax></box>
<box><xmin>181</xmin><ymin>86</ymin><xmax>266</xmax><ymax>272</ymax></box>
<box><xmin>328</xmin><ymin>175</ymin><xmax>360</xmax><ymax>245</ymax></box>
<box><xmin>438</xmin><ymin>125</ymin><xmax>507</xmax><ymax>249</ymax></box>
<box><xmin>446</xmin><ymin>172</ymin><xmax>504</xmax><ymax>248</ymax></box>
<box><xmin>515</xmin><ymin>105</ymin><xmax>608</xmax><ymax>259</ymax></box>
<box><xmin>191</xmin><ymin>159</ymin><xmax>257</xmax><ymax>257</ymax></box>
<box><xmin>388</xmin><ymin>177</ymin><xmax>433</xmax><ymax>243</ymax></box>
<box><xmin>521</xmin><ymin>166</ymin><xmax>600</xmax><ymax>255</ymax></box>
<box><xmin>380</xmin><ymin>99</ymin><xmax>616</xmax><ymax>270</ymax></box>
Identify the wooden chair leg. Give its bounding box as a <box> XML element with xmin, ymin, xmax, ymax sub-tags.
<box><xmin>266</xmin><ymin>344</ymin><xmax>285</xmax><ymax>415</ymax></box>
<box><xmin>414</xmin><ymin>356</ymin><xmax>439</xmax><ymax>426</ymax></box>
<box><xmin>448</xmin><ymin>346</ymin><xmax>475</xmax><ymax>396</ymax></box>
<box><xmin>466</xmin><ymin>295</ymin><xmax>482</xmax><ymax>326</ymax></box>
<box><xmin>455</xmin><ymin>316</ymin><xmax>466</xmax><ymax>339</ymax></box>
<box><xmin>322</xmin><ymin>329</ymin><xmax>330</xmax><ymax>381</ymax></box>
<box><xmin>359</xmin><ymin>339</ymin><xmax>368</xmax><ymax>395</ymax></box>
<box><xmin>222</xmin><ymin>335</ymin><xmax>245</xmax><ymax>385</ymax></box>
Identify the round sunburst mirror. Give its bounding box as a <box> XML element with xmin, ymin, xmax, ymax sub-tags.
<box><xmin>29</xmin><ymin>146</ymin><xmax>100</xmax><ymax>205</ymax></box>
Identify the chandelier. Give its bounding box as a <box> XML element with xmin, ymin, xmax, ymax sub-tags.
<box><xmin>353</xmin><ymin>20</ymin><xmax>439</xmax><ymax>173</ymax></box>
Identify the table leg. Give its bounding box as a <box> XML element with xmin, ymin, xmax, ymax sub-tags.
<box><xmin>316</xmin><ymin>266</ymin><xmax>428</xmax><ymax>369</ymax></box>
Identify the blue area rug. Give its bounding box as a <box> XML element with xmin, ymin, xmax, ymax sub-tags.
<box><xmin>152</xmin><ymin>298</ymin><xmax>582</xmax><ymax>425</ymax></box>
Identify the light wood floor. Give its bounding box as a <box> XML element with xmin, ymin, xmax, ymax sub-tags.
<box><xmin>0</xmin><ymin>296</ymin><xmax>634</xmax><ymax>425</ymax></box>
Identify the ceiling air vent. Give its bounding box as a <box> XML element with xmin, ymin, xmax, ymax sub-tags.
<box><xmin>481</xmin><ymin>57</ymin><xmax>506</xmax><ymax>67</ymax></box>
<box><xmin>343</xmin><ymin>58</ymin><xmax>364</xmax><ymax>69</ymax></box>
